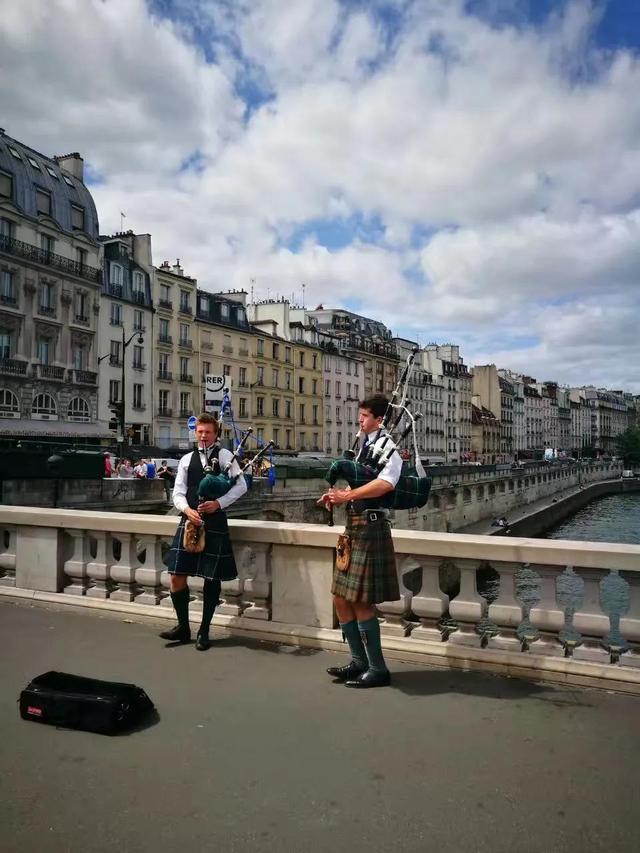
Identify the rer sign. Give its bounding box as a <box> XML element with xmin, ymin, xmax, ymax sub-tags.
<box><xmin>204</xmin><ymin>374</ymin><xmax>232</xmax><ymax>415</ymax></box>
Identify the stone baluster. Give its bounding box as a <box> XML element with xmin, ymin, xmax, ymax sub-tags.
<box><xmin>241</xmin><ymin>543</ymin><xmax>272</xmax><ymax>620</ymax></box>
<box><xmin>110</xmin><ymin>533</ymin><xmax>140</xmax><ymax>602</ymax></box>
<box><xmin>135</xmin><ymin>535</ymin><xmax>167</xmax><ymax>606</ymax></box>
<box><xmin>600</xmin><ymin>570</ymin><xmax>630</xmax><ymax>662</ymax></box>
<box><xmin>410</xmin><ymin>556</ymin><xmax>449</xmax><ymax>641</ymax></box>
<box><xmin>63</xmin><ymin>529</ymin><xmax>90</xmax><ymax>595</ymax></box>
<box><xmin>216</xmin><ymin>544</ymin><xmax>249</xmax><ymax>617</ymax></box>
<box><xmin>529</xmin><ymin>565</ymin><xmax>564</xmax><ymax>655</ymax></box>
<box><xmin>0</xmin><ymin>524</ymin><xmax>17</xmax><ymax>586</ymax></box>
<box><xmin>377</xmin><ymin>555</ymin><xmax>417</xmax><ymax>637</ymax></box>
<box><xmin>620</xmin><ymin>572</ymin><xmax>640</xmax><ymax>668</ymax></box>
<box><xmin>448</xmin><ymin>559</ymin><xmax>485</xmax><ymax>647</ymax></box>
<box><xmin>157</xmin><ymin>537</ymin><xmax>175</xmax><ymax>609</ymax></box>
<box><xmin>487</xmin><ymin>561</ymin><xmax>523</xmax><ymax>650</ymax></box>
<box><xmin>86</xmin><ymin>531</ymin><xmax>112</xmax><ymax>598</ymax></box>
<box><xmin>572</xmin><ymin>568</ymin><xmax>609</xmax><ymax>663</ymax></box>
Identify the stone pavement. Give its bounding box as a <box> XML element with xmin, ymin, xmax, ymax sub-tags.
<box><xmin>2</xmin><ymin>599</ymin><xmax>639</xmax><ymax>853</ymax></box>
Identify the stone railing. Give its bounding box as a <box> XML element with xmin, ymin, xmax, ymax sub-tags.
<box><xmin>1</xmin><ymin>506</ymin><xmax>639</xmax><ymax>692</ymax></box>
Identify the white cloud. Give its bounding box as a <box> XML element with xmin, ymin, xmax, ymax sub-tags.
<box><xmin>0</xmin><ymin>0</ymin><xmax>639</xmax><ymax>389</ymax></box>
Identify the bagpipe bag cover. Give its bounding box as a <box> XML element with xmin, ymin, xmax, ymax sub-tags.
<box><xmin>326</xmin><ymin>457</ymin><xmax>431</xmax><ymax>510</ymax></box>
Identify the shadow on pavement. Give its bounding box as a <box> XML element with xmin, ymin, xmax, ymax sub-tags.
<box><xmin>390</xmin><ymin>667</ymin><xmax>554</xmax><ymax>699</ymax></box>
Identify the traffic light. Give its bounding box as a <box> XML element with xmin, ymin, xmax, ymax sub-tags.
<box><xmin>109</xmin><ymin>402</ymin><xmax>124</xmax><ymax>432</ymax></box>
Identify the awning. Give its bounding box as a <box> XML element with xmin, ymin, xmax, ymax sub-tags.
<box><xmin>0</xmin><ymin>418</ymin><xmax>113</xmax><ymax>438</ymax></box>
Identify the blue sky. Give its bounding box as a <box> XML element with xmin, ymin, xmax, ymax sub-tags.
<box><xmin>1</xmin><ymin>0</ymin><xmax>639</xmax><ymax>389</ymax></box>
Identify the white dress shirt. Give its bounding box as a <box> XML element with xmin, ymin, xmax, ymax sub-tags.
<box><xmin>172</xmin><ymin>446</ymin><xmax>248</xmax><ymax>514</ymax></box>
<box><xmin>361</xmin><ymin>428</ymin><xmax>402</xmax><ymax>488</ymax></box>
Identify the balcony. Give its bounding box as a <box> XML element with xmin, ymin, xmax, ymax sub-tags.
<box><xmin>157</xmin><ymin>408</ymin><xmax>173</xmax><ymax>418</ymax></box>
<box><xmin>72</xmin><ymin>369</ymin><xmax>98</xmax><ymax>386</ymax></box>
<box><xmin>109</xmin><ymin>318</ymin><xmax>123</xmax><ymax>326</ymax></box>
<box><xmin>0</xmin><ymin>293</ymin><xmax>17</xmax><ymax>307</ymax></box>
<box><xmin>38</xmin><ymin>305</ymin><xmax>56</xmax><ymax>318</ymax></box>
<box><xmin>132</xmin><ymin>403</ymin><xmax>146</xmax><ymax>411</ymax></box>
<box><xmin>132</xmin><ymin>362</ymin><xmax>146</xmax><ymax>371</ymax></box>
<box><xmin>109</xmin><ymin>355</ymin><xmax>122</xmax><ymax>367</ymax></box>
<box><xmin>179</xmin><ymin>374</ymin><xmax>193</xmax><ymax>384</ymax></box>
<box><xmin>107</xmin><ymin>284</ymin><xmax>123</xmax><ymax>298</ymax></box>
<box><xmin>179</xmin><ymin>408</ymin><xmax>192</xmax><ymax>418</ymax></box>
<box><xmin>132</xmin><ymin>291</ymin><xmax>146</xmax><ymax>305</ymax></box>
<box><xmin>0</xmin><ymin>234</ymin><xmax>101</xmax><ymax>284</ymax></box>
<box><xmin>157</xmin><ymin>370</ymin><xmax>172</xmax><ymax>381</ymax></box>
<box><xmin>158</xmin><ymin>335</ymin><xmax>173</xmax><ymax>345</ymax></box>
<box><xmin>178</xmin><ymin>338</ymin><xmax>192</xmax><ymax>350</ymax></box>
<box><xmin>239</xmin><ymin>348</ymin><xmax>249</xmax><ymax>357</ymax></box>
<box><xmin>179</xmin><ymin>304</ymin><xmax>192</xmax><ymax>315</ymax></box>
<box><xmin>0</xmin><ymin>358</ymin><xmax>27</xmax><ymax>376</ymax></box>
<box><xmin>158</xmin><ymin>299</ymin><xmax>173</xmax><ymax>310</ymax></box>
<box><xmin>74</xmin><ymin>314</ymin><xmax>90</xmax><ymax>326</ymax></box>
<box><xmin>222</xmin><ymin>345</ymin><xmax>233</xmax><ymax>354</ymax></box>
<box><xmin>37</xmin><ymin>364</ymin><xmax>65</xmax><ymax>381</ymax></box>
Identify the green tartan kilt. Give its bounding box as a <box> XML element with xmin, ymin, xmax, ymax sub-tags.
<box><xmin>331</xmin><ymin>511</ymin><xmax>400</xmax><ymax>604</ymax></box>
<box><xmin>164</xmin><ymin>511</ymin><xmax>238</xmax><ymax>582</ymax></box>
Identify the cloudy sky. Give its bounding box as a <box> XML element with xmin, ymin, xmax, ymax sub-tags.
<box><xmin>1</xmin><ymin>0</ymin><xmax>639</xmax><ymax>390</ymax></box>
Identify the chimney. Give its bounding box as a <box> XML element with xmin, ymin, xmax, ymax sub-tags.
<box><xmin>54</xmin><ymin>152</ymin><xmax>84</xmax><ymax>182</ymax></box>
<box><xmin>172</xmin><ymin>258</ymin><xmax>184</xmax><ymax>276</ymax></box>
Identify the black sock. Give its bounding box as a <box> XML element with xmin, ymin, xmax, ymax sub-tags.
<box><xmin>199</xmin><ymin>579</ymin><xmax>221</xmax><ymax>637</ymax></box>
<box><xmin>171</xmin><ymin>587</ymin><xmax>190</xmax><ymax>631</ymax></box>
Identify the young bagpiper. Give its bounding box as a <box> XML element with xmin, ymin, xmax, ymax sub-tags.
<box><xmin>319</xmin><ymin>395</ymin><xmax>401</xmax><ymax>688</ymax></box>
<box><xmin>161</xmin><ymin>413</ymin><xmax>247</xmax><ymax>650</ymax></box>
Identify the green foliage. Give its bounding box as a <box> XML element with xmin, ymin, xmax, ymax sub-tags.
<box><xmin>614</xmin><ymin>427</ymin><xmax>640</xmax><ymax>466</ymax></box>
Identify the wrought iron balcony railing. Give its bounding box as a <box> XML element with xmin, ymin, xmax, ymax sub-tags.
<box><xmin>157</xmin><ymin>407</ymin><xmax>173</xmax><ymax>417</ymax></box>
<box><xmin>0</xmin><ymin>358</ymin><xmax>27</xmax><ymax>376</ymax></box>
<box><xmin>158</xmin><ymin>335</ymin><xmax>173</xmax><ymax>345</ymax></box>
<box><xmin>157</xmin><ymin>370</ymin><xmax>172</xmax><ymax>381</ymax></box>
<box><xmin>0</xmin><ymin>234</ymin><xmax>101</xmax><ymax>284</ymax></box>
<box><xmin>179</xmin><ymin>374</ymin><xmax>193</xmax><ymax>384</ymax></box>
<box><xmin>72</xmin><ymin>369</ymin><xmax>98</xmax><ymax>385</ymax></box>
<box><xmin>37</xmin><ymin>364</ymin><xmax>65</xmax><ymax>381</ymax></box>
<box><xmin>158</xmin><ymin>299</ymin><xmax>173</xmax><ymax>310</ymax></box>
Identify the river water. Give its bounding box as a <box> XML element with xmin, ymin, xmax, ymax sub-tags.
<box><xmin>544</xmin><ymin>493</ymin><xmax>640</xmax><ymax>545</ymax></box>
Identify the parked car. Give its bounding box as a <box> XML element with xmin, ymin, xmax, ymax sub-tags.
<box><xmin>621</xmin><ymin>470</ymin><xmax>635</xmax><ymax>478</ymax></box>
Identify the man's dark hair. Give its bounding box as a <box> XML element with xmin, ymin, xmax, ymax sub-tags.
<box><xmin>359</xmin><ymin>395</ymin><xmax>388</xmax><ymax>419</ymax></box>
<box><xmin>196</xmin><ymin>412</ymin><xmax>220</xmax><ymax>432</ymax></box>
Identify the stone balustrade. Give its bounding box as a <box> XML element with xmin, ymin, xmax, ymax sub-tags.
<box><xmin>1</xmin><ymin>505</ymin><xmax>639</xmax><ymax>693</ymax></box>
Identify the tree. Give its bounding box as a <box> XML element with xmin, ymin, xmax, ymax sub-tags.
<box><xmin>615</xmin><ymin>427</ymin><xmax>640</xmax><ymax>467</ymax></box>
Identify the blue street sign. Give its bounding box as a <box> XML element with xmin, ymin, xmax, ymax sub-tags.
<box><xmin>187</xmin><ymin>415</ymin><xmax>197</xmax><ymax>430</ymax></box>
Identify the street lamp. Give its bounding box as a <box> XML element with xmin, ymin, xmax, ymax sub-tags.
<box><xmin>99</xmin><ymin>327</ymin><xmax>145</xmax><ymax>458</ymax></box>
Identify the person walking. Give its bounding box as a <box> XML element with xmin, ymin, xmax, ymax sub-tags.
<box><xmin>318</xmin><ymin>395</ymin><xmax>401</xmax><ymax>688</ymax></box>
<box><xmin>161</xmin><ymin>413</ymin><xmax>247</xmax><ymax>650</ymax></box>
<box><xmin>157</xmin><ymin>460</ymin><xmax>176</xmax><ymax>502</ymax></box>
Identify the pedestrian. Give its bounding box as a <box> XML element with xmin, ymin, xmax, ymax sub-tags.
<box><xmin>157</xmin><ymin>460</ymin><xmax>175</xmax><ymax>502</ymax></box>
<box><xmin>133</xmin><ymin>459</ymin><xmax>147</xmax><ymax>479</ymax></box>
<box><xmin>318</xmin><ymin>395</ymin><xmax>401</xmax><ymax>688</ymax></box>
<box><xmin>104</xmin><ymin>452</ymin><xmax>114</xmax><ymax>478</ymax></box>
<box><xmin>161</xmin><ymin>413</ymin><xmax>247</xmax><ymax>650</ymax></box>
<box><xmin>146</xmin><ymin>458</ymin><xmax>157</xmax><ymax>479</ymax></box>
<box><xmin>117</xmin><ymin>458</ymin><xmax>134</xmax><ymax>478</ymax></box>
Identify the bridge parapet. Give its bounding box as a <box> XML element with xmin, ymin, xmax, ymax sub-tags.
<box><xmin>1</xmin><ymin>506</ymin><xmax>639</xmax><ymax>692</ymax></box>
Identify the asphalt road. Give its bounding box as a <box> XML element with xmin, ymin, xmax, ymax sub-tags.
<box><xmin>2</xmin><ymin>599</ymin><xmax>639</xmax><ymax>853</ymax></box>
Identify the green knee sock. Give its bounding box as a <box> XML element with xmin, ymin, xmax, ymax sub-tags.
<box><xmin>358</xmin><ymin>617</ymin><xmax>388</xmax><ymax>674</ymax></box>
<box><xmin>199</xmin><ymin>579</ymin><xmax>221</xmax><ymax>636</ymax></box>
<box><xmin>170</xmin><ymin>587</ymin><xmax>190</xmax><ymax>631</ymax></box>
<box><xmin>340</xmin><ymin>620</ymin><xmax>368</xmax><ymax>670</ymax></box>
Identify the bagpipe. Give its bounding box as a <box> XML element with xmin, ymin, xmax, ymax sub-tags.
<box><xmin>324</xmin><ymin>346</ymin><xmax>431</xmax><ymax>523</ymax></box>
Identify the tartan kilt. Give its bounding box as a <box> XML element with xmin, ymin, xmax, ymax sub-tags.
<box><xmin>164</xmin><ymin>511</ymin><xmax>238</xmax><ymax>581</ymax></box>
<box><xmin>331</xmin><ymin>511</ymin><xmax>399</xmax><ymax>604</ymax></box>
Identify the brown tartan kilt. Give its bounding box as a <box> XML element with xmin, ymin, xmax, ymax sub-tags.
<box><xmin>331</xmin><ymin>511</ymin><xmax>400</xmax><ymax>604</ymax></box>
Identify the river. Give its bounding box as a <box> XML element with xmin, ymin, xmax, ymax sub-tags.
<box><xmin>544</xmin><ymin>493</ymin><xmax>640</xmax><ymax>545</ymax></box>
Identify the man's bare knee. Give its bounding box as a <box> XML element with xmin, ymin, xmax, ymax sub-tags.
<box><xmin>169</xmin><ymin>575</ymin><xmax>188</xmax><ymax>593</ymax></box>
<box><xmin>333</xmin><ymin>595</ymin><xmax>355</xmax><ymax>622</ymax></box>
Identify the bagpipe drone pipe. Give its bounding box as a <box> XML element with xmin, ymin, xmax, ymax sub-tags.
<box><xmin>197</xmin><ymin>428</ymin><xmax>275</xmax><ymax>502</ymax></box>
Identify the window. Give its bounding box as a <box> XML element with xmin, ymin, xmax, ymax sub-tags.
<box><xmin>257</xmin><ymin>339</ymin><xmax>264</xmax><ymax>356</ymax></box>
<box><xmin>179</xmin><ymin>323</ymin><xmax>189</xmax><ymax>344</ymax></box>
<box><xmin>0</xmin><ymin>331</ymin><xmax>10</xmax><ymax>358</ymax></box>
<box><xmin>37</xmin><ymin>338</ymin><xmax>51</xmax><ymax>364</ymax></box>
<box><xmin>272</xmin><ymin>369</ymin><xmax>279</xmax><ymax>387</ymax></box>
<box><xmin>7</xmin><ymin>146</ymin><xmax>21</xmax><ymax>161</ymax></box>
<box><xmin>158</xmin><ymin>389</ymin><xmax>169</xmax><ymax>411</ymax></box>
<box><xmin>45</xmin><ymin>166</ymin><xmax>59</xmax><ymax>180</ymax></box>
<box><xmin>133</xmin><ymin>309</ymin><xmax>144</xmax><ymax>331</ymax></box>
<box><xmin>0</xmin><ymin>389</ymin><xmax>19</xmax><ymax>415</ymax></box>
<box><xmin>256</xmin><ymin>397</ymin><xmax>264</xmax><ymax>416</ymax></box>
<box><xmin>285</xmin><ymin>400</ymin><xmax>292</xmax><ymax>419</ymax></box>
<box><xmin>313</xmin><ymin>432</ymin><xmax>319</xmax><ymax>448</ymax></box>
<box><xmin>223</xmin><ymin>364</ymin><xmax>231</xmax><ymax>376</ymax></box>
<box><xmin>63</xmin><ymin>174</ymin><xmax>74</xmax><ymax>187</ymax></box>
<box><xmin>76</xmin><ymin>247</ymin><xmax>87</xmax><ymax>268</ymax></box>
<box><xmin>237</xmin><ymin>307</ymin><xmax>245</xmax><ymax>323</ymax></box>
<box><xmin>68</xmin><ymin>397</ymin><xmax>90</xmax><ymax>422</ymax></box>
<box><xmin>110</xmin><ymin>340</ymin><xmax>122</xmax><ymax>364</ymax></box>
<box><xmin>239</xmin><ymin>366</ymin><xmax>247</xmax><ymax>386</ymax></box>
<box><xmin>41</xmin><ymin>233</ymin><xmax>55</xmax><ymax>255</ymax></box>
<box><xmin>336</xmin><ymin>406</ymin><xmax>341</xmax><ymax>421</ymax></box>
<box><xmin>180</xmin><ymin>290</ymin><xmax>190</xmax><ymax>311</ymax></box>
<box><xmin>299</xmin><ymin>432</ymin><xmax>306</xmax><ymax>449</ymax></box>
<box><xmin>32</xmin><ymin>393</ymin><xmax>57</xmax><ymax>417</ymax></box>
<box><xmin>159</xmin><ymin>353</ymin><xmax>169</xmax><ymax>374</ymax></box>
<box><xmin>180</xmin><ymin>391</ymin><xmax>190</xmax><ymax>413</ymax></box>
<box><xmin>26</xmin><ymin>156</ymin><xmax>40</xmax><ymax>170</ymax></box>
<box><xmin>36</xmin><ymin>188</ymin><xmax>51</xmax><ymax>216</ymax></box>
<box><xmin>159</xmin><ymin>318</ymin><xmax>170</xmax><ymax>339</ymax></box>
<box><xmin>336</xmin><ymin>381</ymin><xmax>341</xmax><ymax>397</ymax></box>
<box><xmin>198</xmin><ymin>293</ymin><xmax>207</xmax><ymax>313</ymax></box>
<box><xmin>239</xmin><ymin>398</ymin><xmax>247</xmax><ymax>418</ymax></box>
<box><xmin>325</xmin><ymin>379</ymin><xmax>330</xmax><ymax>396</ymax></box>
<box><xmin>202</xmin><ymin>360</ymin><xmax>211</xmax><ymax>377</ymax></box>
<box><xmin>312</xmin><ymin>354</ymin><xmax>317</xmax><ymax>369</ymax></box>
<box><xmin>72</xmin><ymin>344</ymin><xmax>86</xmax><ymax>370</ymax></box>
<box><xmin>0</xmin><ymin>217</ymin><xmax>13</xmax><ymax>238</ymax></box>
<box><xmin>179</xmin><ymin>356</ymin><xmax>189</xmax><ymax>377</ymax></box>
<box><xmin>299</xmin><ymin>351</ymin><xmax>305</xmax><ymax>367</ymax></box>
<box><xmin>133</xmin><ymin>385</ymin><xmax>144</xmax><ymax>409</ymax></box>
<box><xmin>313</xmin><ymin>404</ymin><xmax>318</xmax><ymax>423</ymax></box>
<box><xmin>109</xmin><ymin>379</ymin><xmax>121</xmax><ymax>402</ymax></box>
<box><xmin>75</xmin><ymin>291</ymin><xmax>88</xmax><ymax>320</ymax></box>
<box><xmin>0</xmin><ymin>171</ymin><xmax>13</xmax><ymax>198</ymax></box>
<box><xmin>110</xmin><ymin>303</ymin><xmax>122</xmax><ymax>325</ymax></box>
<box><xmin>110</xmin><ymin>263</ymin><xmax>123</xmax><ymax>286</ymax></box>
<box><xmin>298</xmin><ymin>377</ymin><xmax>305</xmax><ymax>394</ymax></box>
<box><xmin>346</xmin><ymin>382</ymin><xmax>351</xmax><ymax>398</ymax></box>
<box><xmin>220</xmin><ymin>302</ymin><xmax>229</xmax><ymax>319</ymax></box>
<box><xmin>272</xmin><ymin>398</ymin><xmax>280</xmax><ymax>417</ymax></box>
<box><xmin>133</xmin><ymin>345</ymin><xmax>144</xmax><ymax>369</ymax></box>
<box><xmin>161</xmin><ymin>284</ymin><xmax>171</xmax><ymax>304</ymax></box>
<box><xmin>132</xmin><ymin>271</ymin><xmax>144</xmax><ymax>294</ymax></box>
<box><xmin>223</xmin><ymin>334</ymin><xmax>232</xmax><ymax>353</ymax></box>
<box><xmin>256</xmin><ymin>366</ymin><xmax>264</xmax><ymax>385</ymax></box>
<box><xmin>273</xmin><ymin>428</ymin><xmax>279</xmax><ymax>447</ymax></box>
<box><xmin>312</xmin><ymin>379</ymin><xmax>318</xmax><ymax>395</ymax></box>
<box><xmin>285</xmin><ymin>346</ymin><xmax>291</xmax><ymax>363</ymax></box>
<box><xmin>257</xmin><ymin>428</ymin><xmax>265</xmax><ymax>443</ymax></box>
<box><xmin>71</xmin><ymin>204</ymin><xmax>85</xmax><ymax>231</ymax></box>
<box><xmin>285</xmin><ymin>371</ymin><xmax>292</xmax><ymax>391</ymax></box>
<box><xmin>273</xmin><ymin>343</ymin><xmax>279</xmax><ymax>360</ymax></box>
<box><xmin>0</xmin><ymin>271</ymin><xmax>15</xmax><ymax>302</ymax></box>
<box><xmin>299</xmin><ymin>403</ymin><xmax>305</xmax><ymax>422</ymax></box>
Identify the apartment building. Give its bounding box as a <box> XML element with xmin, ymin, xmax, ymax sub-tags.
<box><xmin>422</xmin><ymin>344</ymin><xmax>472</xmax><ymax>463</ymax></box>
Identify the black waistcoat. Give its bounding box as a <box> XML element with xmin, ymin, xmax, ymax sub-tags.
<box><xmin>185</xmin><ymin>446</ymin><xmax>220</xmax><ymax>509</ymax></box>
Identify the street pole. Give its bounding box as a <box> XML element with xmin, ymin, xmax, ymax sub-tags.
<box><xmin>120</xmin><ymin>325</ymin><xmax>126</xmax><ymax>460</ymax></box>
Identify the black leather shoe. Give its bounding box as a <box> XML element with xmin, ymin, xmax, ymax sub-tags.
<box><xmin>345</xmin><ymin>669</ymin><xmax>391</xmax><ymax>688</ymax></box>
<box><xmin>159</xmin><ymin>624</ymin><xmax>191</xmax><ymax>644</ymax></box>
<box><xmin>326</xmin><ymin>662</ymin><xmax>366</xmax><ymax>682</ymax></box>
<box><xmin>195</xmin><ymin>632</ymin><xmax>211</xmax><ymax>651</ymax></box>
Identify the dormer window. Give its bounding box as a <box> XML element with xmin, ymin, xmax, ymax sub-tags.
<box><xmin>220</xmin><ymin>302</ymin><xmax>229</xmax><ymax>319</ymax></box>
<box><xmin>71</xmin><ymin>204</ymin><xmax>85</xmax><ymax>231</ymax></box>
<box><xmin>0</xmin><ymin>171</ymin><xmax>12</xmax><ymax>199</ymax></box>
<box><xmin>237</xmin><ymin>307</ymin><xmax>245</xmax><ymax>322</ymax></box>
<box><xmin>63</xmin><ymin>175</ymin><xmax>74</xmax><ymax>187</ymax></box>
<box><xmin>45</xmin><ymin>166</ymin><xmax>59</xmax><ymax>180</ymax></box>
<box><xmin>36</xmin><ymin>188</ymin><xmax>51</xmax><ymax>216</ymax></box>
<box><xmin>7</xmin><ymin>145</ymin><xmax>21</xmax><ymax>160</ymax></box>
<box><xmin>27</xmin><ymin>156</ymin><xmax>41</xmax><ymax>170</ymax></box>
<box><xmin>110</xmin><ymin>263</ymin><xmax>123</xmax><ymax>286</ymax></box>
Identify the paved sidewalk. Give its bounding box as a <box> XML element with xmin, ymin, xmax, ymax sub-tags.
<box><xmin>1</xmin><ymin>599</ymin><xmax>639</xmax><ymax>853</ymax></box>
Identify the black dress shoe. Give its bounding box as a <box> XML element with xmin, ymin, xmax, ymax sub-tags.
<box><xmin>326</xmin><ymin>662</ymin><xmax>366</xmax><ymax>682</ymax></box>
<box><xmin>159</xmin><ymin>624</ymin><xmax>191</xmax><ymax>644</ymax></box>
<box><xmin>345</xmin><ymin>669</ymin><xmax>391</xmax><ymax>689</ymax></box>
<box><xmin>195</xmin><ymin>632</ymin><xmax>211</xmax><ymax>651</ymax></box>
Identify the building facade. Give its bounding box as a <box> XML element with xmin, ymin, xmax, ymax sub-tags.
<box><xmin>0</xmin><ymin>130</ymin><xmax>106</xmax><ymax>444</ymax></box>
<box><xmin>422</xmin><ymin>344</ymin><xmax>472</xmax><ymax>463</ymax></box>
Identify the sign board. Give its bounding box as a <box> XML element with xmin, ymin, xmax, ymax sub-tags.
<box><xmin>204</xmin><ymin>374</ymin><xmax>233</xmax><ymax>415</ymax></box>
<box><xmin>187</xmin><ymin>415</ymin><xmax>197</xmax><ymax>431</ymax></box>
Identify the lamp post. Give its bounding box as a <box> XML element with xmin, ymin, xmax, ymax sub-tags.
<box><xmin>99</xmin><ymin>327</ymin><xmax>145</xmax><ymax>459</ymax></box>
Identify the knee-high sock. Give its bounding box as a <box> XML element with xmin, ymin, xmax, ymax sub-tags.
<box><xmin>339</xmin><ymin>619</ymin><xmax>368</xmax><ymax>670</ymax></box>
<box><xmin>199</xmin><ymin>578</ymin><xmax>221</xmax><ymax>636</ymax></box>
<box><xmin>358</xmin><ymin>617</ymin><xmax>388</xmax><ymax>674</ymax></box>
<box><xmin>170</xmin><ymin>586</ymin><xmax>190</xmax><ymax>631</ymax></box>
